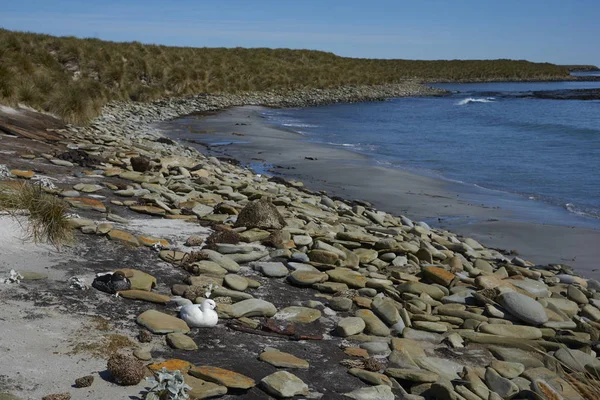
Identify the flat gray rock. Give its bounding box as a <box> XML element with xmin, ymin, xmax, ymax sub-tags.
<box><xmin>498</xmin><ymin>292</ymin><xmax>548</xmax><ymax>325</ymax></box>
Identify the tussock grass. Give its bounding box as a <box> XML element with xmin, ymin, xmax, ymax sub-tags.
<box><xmin>0</xmin><ymin>182</ymin><xmax>73</xmax><ymax>247</ymax></box>
<box><xmin>0</xmin><ymin>28</ymin><xmax>574</xmax><ymax>124</ymax></box>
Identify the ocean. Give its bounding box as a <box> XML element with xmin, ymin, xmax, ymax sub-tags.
<box><xmin>261</xmin><ymin>80</ymin><xmax>600</xmax><ymax>228</ymax></box>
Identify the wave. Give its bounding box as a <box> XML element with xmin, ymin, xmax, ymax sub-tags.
<box><xmin>325</xmin><ymin>142</ymin><xmax>355</xmax><ymax>147</ymax></box>
<box><xmin>456</xmin><ymin>97</ymin><xmax>496</xmax><ymax>105</ymax></box>
<box><xmin>281</xmin><ymin>122</ymin><xmax>320</xmax><ymax>128</ymax></box>
<box><xmin>564</xmin><ymin>203</ymin><xmax>600</xmax><ymax>219</ymax></box>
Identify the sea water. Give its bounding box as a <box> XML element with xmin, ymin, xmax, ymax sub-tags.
<box><xmin>262</xmin><ymin>81</ymin><xmax>600</xmax><ymax>227</ymax></box>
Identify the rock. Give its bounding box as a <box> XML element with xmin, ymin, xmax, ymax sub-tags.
<box><xmin>274</xmin><ymin>306</ymin><xmax>321</xmax><ymax>323</ymax></box>
<box><xmin>327</xmin><ymin>268</ymin><xmax>368</xmax><ymax>288</ymax></box>
<box><xmin>188</xmin><ymin>260</ymin><xmax>228</xmax><ymax>276</ymax></box>
<box><xmin>337</xmin><ymin>317</ymin><xmax>366</xmax><ymax>337</ymax></box>
<box><xmin>148</xmin><ymin>359</ymin><xmax>193</xmax><ymax>373</ymax></box>
<box><xmin>329</xmin><ymin>297</ymin><xmax>353</xmax><ymax>311</ymax></box>
<box><xmin>74</xmin><ymin>375</ymin><xmax>94</xmax><ymax>388</ymax></box>
<box><xmin>230</xmin><ymin>299</ymin><xmax>277</xmax><ymax>318</ymax></box>
<box><xmin>348</xmin><ymin>369</ymin><xmax>392</xmax><ymax>386</ymax></box>
<box><xmin>224</xmin><ymin>274</ymin><xmax>248</xmax><ymax>291</ymax></box>
<box><xmin>371</xmin><ymin>297</ymin><xmax>401</xmax><ymax>325</ymax></box>
<box><xmin>191</xmin><ymin>203</ymin><xmax>214</xmax><ymax>217</ymax></box>
<box><xmin>479</xmin><ymin>324</ymin><xmax>543</xmax><ymax>339</ymax></box>
<box><xmin>422</xmin><ymin>265</ymin><xmax>456</xmax><ymax>287</ymax></box>
<box><xmin>308</xmin><ymin>249</ymin><xmax>340</xmax><ymax>265</ymax></box>
<box><xmin>343</xmin><ymin>385</ymin><xmax>395</xmax><ymax>400</ymax></box>
<box><xmin>487</xmin><ymin>346</ymin><xmax>544</xmax><ymax>369</ymax></box>
<box><xmin>360</xmin><ymin>341</ymin><xmax>391</xmax><ymax>356</ymax></box>
<box><xmin>356</xmin><ymin>309</ymin><xmax>390</xmax><ymax>336</ymax></box>
<box><xmin>211</xmin><ymin>287</ymin><xmax>253</xmax><ymax>301</ymax></box>
<box><xmin>288</xmin><ymin>270</ymin><xmax>328</xmax><ymax>286</ymax></box>
<box><xmin>184</xmin><ymin>373</ymin><xmax>228</xmax><ymax>399</ymax></box>
<box><xmin>412</xmin><ymin>321</ymin><xmax>447</xmax><ymax>333</ymax></box>
<box><xmin>498</xmin><ymin>291</ymin><xmax>548</xmax><ymax>325</ymax></box>
<box><xmin>253</xmin><ymin>262</ymin><xmax>289</xmax><ymax>278</ymax></box>
<box><xmin>130</xmin><ymin>205</ymin><xmax>166</xmax><ymax>216</ymax></box>
<box><xmin>397</xmin><ymin>282</ymin><xmax>444</xmax><ymax>300</ymax></box>
<box><xmin>10</xmin><ymin>169</ymin><xmax>34</xmax><ymax>179</ymax></box>
<box><xmin>567</xmin><ymin>285</ymin><xmax>589</xmax><ymax>304</ymax></box>
<box><xmin>201</xmin><ymin>249</ymin><xmax>241</xmax><ymax>273</ymax></box>
<box><xmin>489</xmin><ymin>360</ymin><xmax>524</xmax><ymax>379</ymax></box>
<box><xmin>73</xmin><ymin>183</ymin><xmax>103</xmax><ymax>193</ymax></box>
<box><xmin>189</xmin><ymin>366</ymin><xmax>255</xmax><ymax>389</ymax></box>
<box><xmin>462</xmin><ymin>366</ymin><xmax>489</xmax><ymax>399</ymax></box>
<box><xmin>133</xmin><ymin>348</ymin><xmax>152</xmax><ymax>361</ymax></box>
<box><xmin>107</xmin><ymin>229</ymin><xmax>140</xmax><ymax>247</ymax></box>
<box><xmin>166</xmin><ymin>333</ymin><xmax>198</xmax><ymax>350</ymax></box>
<box><xmin>485</xmin><ymin>367</ymin><xmax>519</xmax><ymax>398</ymax></box>
<box><xmin>354</xmin><ymin>248</ymin><xmax>379</xmax><ymax>264</ymax></box>
<box><xmin>185</xmin><ymin>235</ymin><xmax>204</xmax><ymax>246</ymax></box>
<box><xmin>107</xmin><ymin>354</ymin><xmax>144</xmax><ymax>386</ymax></box>
<box><xmin>65</xmin><ymin>197</ymin><xmax>106</xmax><ymax>212</ymax></box>
<box><xmin>384</xmin><ymin>368</ymin><xmax>439</xmax><ymax>383</ymax></box>
<box><xmin>260</xmin><ymin>371</ymin><xmax>309</xmax><ymax>398</ymax></box>
<box><xmin>293</xmin><ymin>235</ymin><xmax>313</xmax><ymax>246</ymax></box>
<box><xmin>259</xmin><ymin>350</ymin><xmax>309</xmax><ymax>369</ymax></box>
<box><xmin>138</xmin><ymin>235</ymin><xmax>169</xmax><ymax>247</ymax></box>
<box><xmin>136</xmin><ymin>310</ymin><xmax>190</xmax><ymax>334</ymax></box>
<box><xmin>118</xmin><ymin>290</ymin><xmax>170</xmax><ymax>304</ymax></box>
<box><xmin>130</xmin><ymin>155</ymin><xmax>151</xmax><ymax>172</ymax></box>
<box><xmin>116</xmin><ymin>269</ymin><xmax>156</xmax><ymax>291</ymax></box>
<box><xmin>234</xmin><ymin>199</ymin><xmax>286</xmax><ymax>230</ymax></box>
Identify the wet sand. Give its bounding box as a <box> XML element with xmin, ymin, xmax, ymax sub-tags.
<box><xmin>161</xmin><ymin>105</ymin><xmax>600</xmax><ymax>279</ymax></box>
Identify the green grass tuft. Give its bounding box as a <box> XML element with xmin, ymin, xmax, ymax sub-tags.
<box><xmin>0</xmin><ymin>182</ymin><xmax>73</xmax><ymax>247</ymax></box>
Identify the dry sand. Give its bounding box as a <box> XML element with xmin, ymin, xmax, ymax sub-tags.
<box><xmin>163</xmin><ymin>105</ymin><xmax>600</xmax><ymax>279</ymax></box>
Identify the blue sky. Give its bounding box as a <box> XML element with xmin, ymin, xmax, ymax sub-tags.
<box><xmin>1</xmin><ymin>0</ymin><xmax>598</xmax><ymax>66</ymax></box>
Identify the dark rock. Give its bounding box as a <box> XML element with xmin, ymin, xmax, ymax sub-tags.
<box><xmin>204</xmin><ymin>230</ymin><xmax>242</xmax><ymax>250</ymax></box>
<box><xmin>56</xmin><ymin>149</ymin><xmax>103</xmax><ymax>168</ymax></box>
<box><xmin>234</xmin><ymin>199</ymin><xmax>286</xmax><ymax>230</ymax></box>
<box><xmin>107</xmin><ymin>354</ymin><xmax>145</xmax><ymax>386</ymax></box>
<box><xmin>130</xmin><ymin>155</ymin><xmax>151</xmax><ymax>172</ymax></box>
<box><xmin>154</xmin><ymin>137</ymin><xmax>175</xmax><ymax>145</ymax></box>
<box><xmin>74</xmin><ymin>375</ymin><xmax>94</xmax><ymax>388</ymax></box>
<box><xmin>92</xmin><ymin>272</ymin><xmax>131</xmax><ymax>294</ymax></box>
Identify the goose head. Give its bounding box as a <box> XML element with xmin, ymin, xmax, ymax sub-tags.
<box><xmin>200</xmin><ymin>299</ymin><xmax>217</xmax><ymax>312</ymax></box>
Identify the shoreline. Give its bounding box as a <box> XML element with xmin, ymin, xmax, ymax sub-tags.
<box><xmin>162</xmin><ymin>105</ymin><xmax>600</xmax><ymax>279</ymax></box>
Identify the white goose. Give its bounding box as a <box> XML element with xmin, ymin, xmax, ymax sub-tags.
<box><xmin>179</xmin><ymin>299</ymin><xmax>219</xmax><ymax>328</ymax></box>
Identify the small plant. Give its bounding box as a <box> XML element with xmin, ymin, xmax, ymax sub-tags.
<box><xmin>146</xmin><ymin>368</ymin><xmax>191</xmax><ymax>400</ymax></box>
<box><xmin>0</xmin><ymin>182</ymin><xmax>73</xmax><ymax>247</ymax></box>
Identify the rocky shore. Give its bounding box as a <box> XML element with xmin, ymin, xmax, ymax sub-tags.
<box><xmin>1</xmin><ymin>82</ymin><xmax>599</xmax><ymax>400</ymax></box>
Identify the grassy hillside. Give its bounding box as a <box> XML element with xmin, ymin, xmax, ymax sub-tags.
<box><xmin>0</xmin><ymin>28</ymin><xmax>571</xmax><ymax>124</ymax></box>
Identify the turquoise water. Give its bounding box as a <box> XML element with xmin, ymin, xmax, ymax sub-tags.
<box><xmin>262</xmin><ymin>81</ymin><xmax>600</xmax><ymax>227</ymax></box>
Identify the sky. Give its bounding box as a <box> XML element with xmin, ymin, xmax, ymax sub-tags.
<box><xmin>1</xmin><ymin>0</ymin><xmax>598</xmax><ymax>66</ymax></box>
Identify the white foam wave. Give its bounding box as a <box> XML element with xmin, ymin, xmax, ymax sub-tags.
<box><xmin>564</xmin><ymin>203</ymin><xmax>600</xmax><ymax>219</ymax></box>
<box><xmin>325</xmin><ymin>142</ymin><xmax>355</xmax><ymax>147</ymax></box>
<box><xmin>456</xmin><ymin>97</ymin><xmax>495</xmax><ymax>105</ymax></box>
<box><xmin>282</xmin><ymin>123</ymin><xmax>320</xmax><ymax>128</ymax></box>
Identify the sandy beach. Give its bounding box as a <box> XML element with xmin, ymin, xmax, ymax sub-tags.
<box><xmin>163</xmin><ymin>105</ymin><xmax>600</xmax><ymax>279</ymax></box>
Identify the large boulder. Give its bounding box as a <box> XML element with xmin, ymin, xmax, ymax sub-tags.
<box><xmin>234</xmin><ymin>199</ymin><xmax>286</xmax><ymax>230</ymax></box>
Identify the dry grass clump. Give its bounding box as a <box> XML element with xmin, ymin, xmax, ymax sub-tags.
<box><xmin>0</xmin><ymin>182</ymin><xmax>73</xmax><ymax>247</ymax></box>
<box><xmin>106</xmin><ymin>353</ymin><xmax>145</xmax><ymax>386</ymax></box>
<box><xmin>0</xmin><ymin>28</ymin><xmax>574</xmax><ymax>124</ymax></box>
